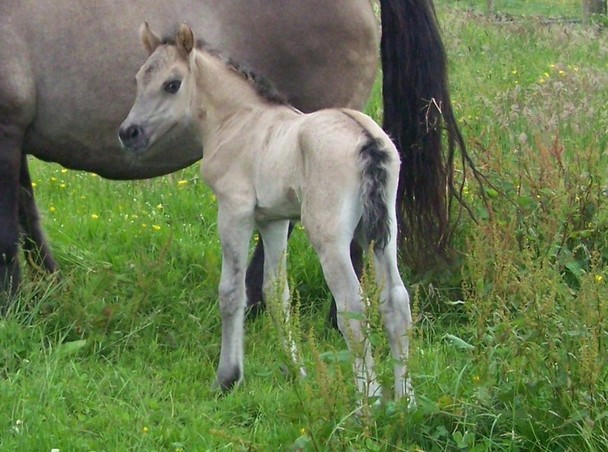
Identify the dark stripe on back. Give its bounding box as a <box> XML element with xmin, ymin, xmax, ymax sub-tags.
<box><xmin>163</xmin><ymin>30</ymin><xmax>288</xmax><ymax>105</ymax></box>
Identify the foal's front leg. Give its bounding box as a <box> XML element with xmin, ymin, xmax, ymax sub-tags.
<box><xmin>258</xmin><ymin>220</ymin><xmax>306</xmax><ymax>378</ymax></box>
<box><xmin>215</xmin><ymin>203</ymin><xmax>255</xmax><ymax>392</ymax></box>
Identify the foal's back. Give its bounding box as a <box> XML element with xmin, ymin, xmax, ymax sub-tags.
<box><xmin>297</xmin><ymin>108</ymin><xmax>399</xmax><ymax>174</ymax></box>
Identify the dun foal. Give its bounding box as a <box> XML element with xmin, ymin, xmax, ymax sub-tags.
<box><xmin>120</xmin><ymin>24</ymin><xmax>414</xmax><ymax>402</ymax></box>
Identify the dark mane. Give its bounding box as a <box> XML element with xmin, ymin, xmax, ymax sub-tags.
<box><xmin>222</xmin><ymin>56</ymin><xmax>289</xmax><ymax>106</ymax></box>
<box><xmin>162</xmin><ymin>34</ymin><xmax>288</xmax><ymax>106</ymax></box>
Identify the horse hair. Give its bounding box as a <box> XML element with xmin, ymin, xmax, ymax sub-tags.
<box><xmin>161</xmin><ymin>33</ymin><xmax>288</xmax><ymax>106</ymax></box>
<box><xmin>359</xmin><ymin>134</ymin><xmax>391</xmax><ymax>251</ymax></box>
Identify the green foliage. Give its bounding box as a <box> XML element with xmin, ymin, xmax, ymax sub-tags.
<box><xmin>3</xmin><ymin>2</ymin><xmax>608</xmax><ymax>449</ymax></box>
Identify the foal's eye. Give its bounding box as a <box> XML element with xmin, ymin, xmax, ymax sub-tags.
<box><xmin>163</xmin><ymin>80</ymin><xmax>182</xmax><ymax>94</ymax></box>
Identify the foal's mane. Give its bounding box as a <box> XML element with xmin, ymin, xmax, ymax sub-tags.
<box><xmin>161</xmin><ymin>34</ymin><xmax>288</xmax><ymax>106</ymax></box>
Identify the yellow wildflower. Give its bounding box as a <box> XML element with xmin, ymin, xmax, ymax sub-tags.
<box><xmin>91</xmin><ymin>214</ymin><xmax>99</xmax><ymax>220</ymax></box>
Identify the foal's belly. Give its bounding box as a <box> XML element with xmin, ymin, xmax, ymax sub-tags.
<box><xmin>254</xmin><ymin>188</ymin><xmax>301</xmax><ymax>223</ymax></box>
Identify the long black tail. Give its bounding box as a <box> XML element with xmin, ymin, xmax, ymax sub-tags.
<box><xmin>360</xmin><ymin>136</ymin><xmax>392</xmax><ymax>251</ymax></box>
<box><xmin>379</xmin><ymin>0</ymin><xmax>467</xmax><ymax>267</ymax></box>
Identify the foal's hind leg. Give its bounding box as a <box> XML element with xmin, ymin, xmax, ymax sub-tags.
<box><xmin>306</xmin><ymin>222</ymin><xmax>380</xmax><ymax>399</ymax></box>
<box><xmin>327</xmin><ymin>241</ymin><xmax>364</xmax><ymax>329</ymax></box>
<box><xmin>19</xmin><ymin>155</ymin><xmax>58</xmax><ymax>274</ymax></box>
<box><xmin>249</xmin><ymin>223</ymin><xmax>345</xmax><ymax>332</ymax></box>
<box><xmin>372</xmin><ymin>233</ymin><xmax>414</xmax><ymax>402</ymax></box>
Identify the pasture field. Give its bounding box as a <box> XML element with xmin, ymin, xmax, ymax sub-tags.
<box><xmin>450</xmin><ymin>0</ymin><xmax>580</xmax><ymax>18</ymax></box>
<box><xmin>2</xmin><ymin>1</ymin><xmax>608</xmax><ymax>450</ymax></box>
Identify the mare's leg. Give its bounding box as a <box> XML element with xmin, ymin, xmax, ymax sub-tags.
<box><xmin>245</xmin><ymin>236</ymin><xmax>265</xmax><ymax>315</ymax></box>
<box><xmin>258</xmin><ymin>220</ymin><xmax>306</xmax><ymax>378</ymax></box>
<box><xmin>0</xmin><ymin>127</ymin><xmax>23</xmax><ymax>301</ymax></box>
<box><xmin>371</xmin><ymin>228</ymin><xmax>414</xmax><ymax>402</ymax></box>
<box><xmin>215</xmin><ymin>203</ymin><xmax>255</xmax><ymax>392</ymax></box>
<box><xmin>18</xmin><ymin>155</ymin><xmax>58</xmax><ymax>274</ymax></box>
<box><xmin>306</xmin><ymin>222</ymin><xmax>380</xmax><ymax>399</ymax></box>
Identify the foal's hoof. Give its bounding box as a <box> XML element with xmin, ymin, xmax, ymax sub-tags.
<box><xmin>406</xmin><ymin>391</ymin><xmax>417</xmax><ymax>411</ymax></box>
<box><xmin>279</xmin><ymin>363</ymin><xmax>308</xmax><ymax>381</ymax></box>
<box><xmin>213</xmin><ymin>366</ymin><xmax>243</xmax><ymax>393</ymax></box>
<box><xmin>403</xmin><ymin>378</ymin><xmax>416</xmax><ymax>410</ymax></box>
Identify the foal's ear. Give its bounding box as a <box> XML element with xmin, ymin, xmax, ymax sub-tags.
<box><xmin>177</xmin><ymin>23</ymin><xmax>195</xmax><ymax>55</ymax></box>
<box><xmin>140</xmin><ymin>22</ymin><xmax>161</xmax><ymax>55</ymax></box>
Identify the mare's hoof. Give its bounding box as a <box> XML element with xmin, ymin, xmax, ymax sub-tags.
<box><xmin>245</xmin><ymin>298</ymin><xmax>266</xmax><ymax>319</ymax></box>
<box><xmin>327</xmin><ymin>300</ymin><xmax>339</xmax><ymax>330</ymax></box>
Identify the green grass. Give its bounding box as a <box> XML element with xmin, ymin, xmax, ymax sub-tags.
<box><xmin>3</xmin><ymin>2</ymin><xmax>608</xmax><ymax>450</ymax></box>
<box><xmin>448</xmin><ymin>0</ymin><xmax>581</xmax><ymax>18</ymax></box>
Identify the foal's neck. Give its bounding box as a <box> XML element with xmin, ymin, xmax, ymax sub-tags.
<box><xmin>193</xmin><ymin>51</ymin><xmax>273</xmax><ymax>123</ymax></box>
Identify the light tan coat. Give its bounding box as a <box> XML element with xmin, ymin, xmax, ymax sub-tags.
<box><xmin>120</xmin><ymin>24</ymin><xmax>414</xmax><ymax>403</ymax></box>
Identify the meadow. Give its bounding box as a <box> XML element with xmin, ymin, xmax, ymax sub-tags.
<box><xmin>2</xmin><ymin>0</ymin><xmax>608</xmax><ymax>449</ymax></box>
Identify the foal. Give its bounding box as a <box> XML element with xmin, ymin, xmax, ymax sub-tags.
<box><xmin>120</xmin><ymin>24</ymin><xmax>414</xmax><ymax>402</ymax></box>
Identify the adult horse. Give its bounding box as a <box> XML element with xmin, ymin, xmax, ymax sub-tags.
<box><xmin>0</xmin><ymin>0</ymin><xmax>462</xmax><ymax>303</ymax></box>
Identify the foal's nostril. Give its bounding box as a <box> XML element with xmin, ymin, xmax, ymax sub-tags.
<box><xmin>119</xmin><ymin>125</ymin><xmax>144</xmax><ymax>147</ymax></box>
<box><xmin>127</xmin><ymin>125</ymin><xmax>140</xmax><ymax>139</ymax></box>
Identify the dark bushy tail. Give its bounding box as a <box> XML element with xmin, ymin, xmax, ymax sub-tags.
<box><xmin>380</xmin><ymin>0</ymin><xmax>467</xmax><ymax>266</ymax></box>
<box><xmin>360</xmin><ymin>136</ymin><xmax>392</xmax><ymax>251</ymax></box>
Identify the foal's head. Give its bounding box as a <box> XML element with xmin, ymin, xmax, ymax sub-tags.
<box><xmin>119</xmin><ymin>23</ymin><xmax>197</xmax><ymax>154</ymax></box>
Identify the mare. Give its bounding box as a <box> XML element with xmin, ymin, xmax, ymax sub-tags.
<box><xmin>0</xmin><ymin>0</ymin><xmax>463</xmax><ymax>310</ymax></box>
<box><xmin>120</xmin><ymin>23</ymin><xmax>414</xmax><ymax>400</ymax></box>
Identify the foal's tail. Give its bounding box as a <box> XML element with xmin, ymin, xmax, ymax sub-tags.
<box><xmin>359</xmin><ymin>136</ymin><xmax>393</xmax><ymax>251</ymax></box>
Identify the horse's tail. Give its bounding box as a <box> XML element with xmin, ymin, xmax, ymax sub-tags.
<box><xmin>379</xmin><ymin>0</ymin><xmax>467</xmax><ymax>265</ymax></box>
<box><xmin>359</xmin><ymin>135</ymin><xmax>393</xmax><ymax>251</ymax></box>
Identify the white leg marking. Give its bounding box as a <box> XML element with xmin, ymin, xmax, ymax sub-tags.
<box><xmin>374</xmin><ymin>233</ymin><xmax>414</xmax><ymax>404</ymax></box>
<box><xmin>314</xmin><ymin>239</ymin><xmax>381</xmax><ymax>400</ymax></box>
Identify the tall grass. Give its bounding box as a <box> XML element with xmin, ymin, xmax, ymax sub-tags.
<box><xmin>2</xmin><ymin>2</ymin><xmax>608</xmax><ymax>449</ymax></box>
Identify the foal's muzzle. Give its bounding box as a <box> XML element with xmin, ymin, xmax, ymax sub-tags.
<box><xmin>118</xmin><ymin>124</ymin><xmax>149</xmax><ymax>153</ymax></box>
